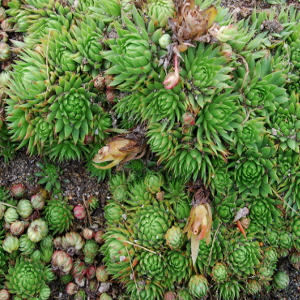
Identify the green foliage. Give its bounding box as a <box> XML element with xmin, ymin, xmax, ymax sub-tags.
<box><xmin>35</xmin><ymin>162</ymin><xmax>62</xmax><ymax>192</ymax></box>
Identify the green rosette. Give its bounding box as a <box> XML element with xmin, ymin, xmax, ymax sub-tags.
<box><xmin>227</xmin><ymin>237</ymin><xmax>262</xmax><ymax>278</ymax></box>
<box><xmin>211</xmin><ymin>263</ymin><xmax>229</xmax><ymax>283</ymax></box>
<box><xmin>5</xmin><ymin>256</ymin><xmax>54</xmax><ymax>300</ymax></box>
<box><xmin>147</xmin><ymin>0</ymin><xmax>175</xmax><ymax>28</ymax></box>
<box><xmin>44</xmin><ymin>197</ymin><xmax>73</xmax><ymax>234</ymax></box>
<box><xmin>165</xmin><ymin>250</ymin><xmax>192</xmax><ymax>287</ymax></box>
<box><xmin>136</xmin><ymin>252</ymin><xmax>165</xmax><ymax>282</ymax></box>
<box><xmin>101</xmin><ymin>227</ymin><xmax>136</xmax><ymax>282</ymax></box>
<box><xmin>102</xmin><ymin>6</ymin><xmax>159</xmax><ymax>91</ymax></box>
<box><xmin>132</xmin><ymin>201</ymin><xmax>171</xmax><ymax>250</ymax></box>
<box><xmin>273</xmin><ymin>271</ymin><xmax>289</xmax><ymax>290</ymax></box>
<box><xmin>188</xmin><ymin>275</ymin><xmax>209</xmax><ymax>298</ymax></box>
<box><xmin>216</xmin><ymin>281</ymin><xmax>242</xmax><ymax>300</ymax></box>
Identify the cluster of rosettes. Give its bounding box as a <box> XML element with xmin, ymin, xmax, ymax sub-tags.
<box><xmin>100</xmin><ymin>169</ymin><xmax>296</xmax><ymax>299</ymax></box>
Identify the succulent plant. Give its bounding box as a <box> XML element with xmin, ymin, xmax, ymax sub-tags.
<box><xmin>102</xmin><ymin>6</ymin><xmax>161</xmax><ymax>92</ymax></box>
<box><xmin>101</xmin><ymin>227</ymin><xmax>136</xmax><ymax>282</ymax></box>
<box><xmin>10</xmin><ymin>183</ymin><xmax>25</xmax><ymax>198</ymax></box>
<box><xmin>51</xmin><ymin>250</ymin><xmax>73</xmax><ymax>275</ymax></box>
<box><xmin>2</xmin><ymin>235</ymin><xmax>19</xmax><ymax>253</ymax></box>
<box><xmin>211</xmin><ymin>263</ymin><xmax>229</xmax><ymax>283</ymax></box>
<box><xmin>165</xmin><ymin>226</ymin><xmax>185</xmax><ymax>250</ymax></box>
<box><xmin>216</xmin><ymin>281</ymin><xmax>242</xmax><ymax>300</ymax></box>
<box><xmin>0</xmin><ymin>42</ymin><xmax>10</xmax><ymax>61</ymax></box>
<box><xmin>30</xmin><ymin>194</ymin><xmax>45</xmax><ymax>210</ymax></box>
<box><xmin>35</xmin><ymin>162</ymin><xmax>62</xmax><ymax>192</ymax></box>
<box><xmin>99</xmin><ymin>293</ymin><xmax>113</xmax><ymax>300</ymax></box>
<box><xmin>73</xmin><ymin>204</ymin><xmax>86</xmax><ymax>220</ymax></box>
<box><xmin>44</xmin><ymin>197</ymin><xmax>73</xmax><ymax>234</ymax></box>
<box><xmin>4</xmin><ymin>207</ymin><xmax>18</xmax><ymax>224</ymax></box>
<box><xmin>96</xmin><ymin>266</ymin><xmax>109</xmax><ymax>282</ymax></box>
<box><xmin>188</xmin><ymin>275</ymin><xmax>208</xmax><ymax>298</ymax></box>
<box><xmin>5</xmin><ymin>256</ymin><xmax>54</xmax><ymax>299</ymax></box>
<box><xmin>273</xmin><ymin>271</ymin><xmax>289</xmax><ymax>290</ymax></box>
<box><xmin>19</xmin><ymin>234</ymin><xmax>35</xmax><ymax>255</ymax></box>
<box><xmin>132</xmin><ymin>201</ymin><xmax>172</xmax><ymax>250</ymax></box>
<box><xmin>16</xmin><ymin>199</ymin><xmax>33</xmax><ymax>218</ymax></box>
<box><xmin>27</xmin><ymin>219</ymin><xmax>48</xmax><ymax>243</ymax></box>
<box><xmin>71</xmin><ymin>260</ymin><xmax>87</xmax><ymax>281</ymax></box>
<box><xmin>227</xmin><ymin>237</ymin><xmax>261</xmax><ymax>278</ymax></box>
<box><xmin>146</xmin><ymin>0</ymin><xmax>175</xmax><ymax>28</ymax></box>
<box><xmin>66</xmin><ymin>282</ymin><xmax>78</xmax><ymax>296</ymax></box>
<box><xmin>245</xmin><ymin>279</ymin><xmax>262</xmax><ymax>295</ymax></box>
<box><xmin>83</xmin><ymin>239</ymin><xmax>99</xmax><ymax>264</ymax></box>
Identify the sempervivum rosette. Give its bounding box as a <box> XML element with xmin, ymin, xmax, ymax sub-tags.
<box><xmin>44</xmin><ymin>197</ymin><xmax>73</xmax><ymax>234</ymax></box>
<box><xmin>227</xmin><ymin>236</ymin><xmax>262</xmax><ymax>278</ymax></box>
<box><xmin>125</xmin><ymin>279</ymin><xmax>163</xmax><ymax>300</ymax></box>
<box><xmin>248</xmin><ymin>196</ymin><xmax>281</xmax><ymax>228</ymax></box>
<box><xmin>165</xmin><ymin>250</ymin><xmax>192</xmax><ymax>286</ymax></box>
<box><xmin>146</xmin><ymin>0</ymin><xmax>175</xmax><ymax>27</ymax></box>
<box><xmin>47</xmin><ymin>73</ymin><xmax>96</xmax><ymax>144</ymax></box>
<box><xmin>216</xmin><ymin>281</ymin><xmax>242</xmax><ymax>300</ymax></box>
<box><xmin>132</xmin><ymin>200</ymin><xmax>172</xmax><ymax>250</ymax></box>
<box><xmin>211</xmin><ymin>263</ymin><xmax>229</xmax><ymax>283</ymax></box>
<box><xmin>5</xmin><ymin>49</ymin><xmax>54</xmax><ymax>154</ymax></box>
<box><xmin>269</xmin><ymin>91</ymin><xmax>300</xmax><ymax>152</ymax></box>
<box><xmin>67</xmin><ymin>16</ymin><xmax>104</xmax><ymax>72</ymax></box>
<box><xmin>273</xmin><ymin>271</ymin><xmax>289</xmax><ymax>290</ymax></box>
<box><xmin>196</xmin><ymin>238</ymin><xmax>224</xmax><ymax>273</ymax></box>
<box><xmin>136</xmin><ymin>252</ymin><xmax>165</xmax><ymax>282</ymax></box>
<box><xmin>101</xmin><ymin>227</ymin><xmax>136</xmax><ymax>282</ymax></box>
<box><xmin>0</xmin><ymin>42</ymin><xmax>10</xmax><ymax>61</ymax></box>
<box><xmin>231</xmin><ymin>135</ymin><xmax>277</xmax><ymax>198</ymax></box>
<box><xmin>5</xmin><ymin>256</ymin><xmax>54</xmax><ymax>300</ymax></box>
<box><xmin>188</xmin><ymin>275</ymin><xmax>209</xmax><ymax>298</ymax></box>
<box><xmin>215</xmin><ymin>194</ymin><xmax>236</xmax><ymax>223</ymax></box>
<box><xmin>246</xmin><ymin>279</ymin><xmax>262</xmax><ymax>295</ymax></box>
<box><xmin>165</xmin><ymin>226</ymin><xmax>185</xmax><ymax>250</ymax></box>
<box><xmin>102</xmin><ymin>6</ymin><xmax>160</xmax><ymax>92</ymax></box>
<box><xmin>234</xmin><ymin>56</ymin><xmax>288</xmax><ymax>118</ymax></box>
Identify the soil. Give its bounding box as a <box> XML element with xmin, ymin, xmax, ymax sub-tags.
<box><xmin>1</xmin><ymin>0</ymin><xmax>300</xmax><ymax>299</ymax></box>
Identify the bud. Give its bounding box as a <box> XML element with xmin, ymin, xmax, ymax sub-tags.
<box><xmin>4</xmin><ymin>207</ymin><xmax>19</xmax><ymax>224</ymax></box>
<box><xmin>82</xmin><ymin>228</ymin><xmax>95</xmax><ymax>240</ymax></box>
<box><xmin>31</xmin><ymin>194</ymin><xmax>45</xmax><ymax>210</ymax></box>
<box><xmin>10</xmin><ymin>183</ymin><xmax>25</xmax><ymax>198</ymax></box>
<box><xmin>66</xmin><ymin>282</ymin><xmax>78</xmax><ymax>295</ymax></box>
<box><xmin>163</xmin><ymin>54</ymin><xmax>180</xmax><ymax>90</ymax></box>
<box><xmin>94</xmin><ymin>230</ymin><xmax>104</xmax><ymax>244</ymax></box>
<box><xmin>106</xmin><ymin>90</ymin><xmax>116</xmax><ymax>103</ymax></box>
<box><xmin>17</xmin><ymin>200</ymin><xmax>33</xmax><ymax>218</ymax></box>
<box><xmin>93</xmin><ymin>74</ymin><xmax>106</xmax><ymax>91</ymax></box>
<box><xmin>164</xmin><ymin>292</ymin><xmax>177</xmax><ymax>300</ymax></box>
<box><xmin>182</xmin><ymin>112</ymin><xmax>195</xmax><ymax>126</ymax></box>
<box><xmin>84</xmin><ymin>135</ymin><xmax>94</xmax><ymax>145</ymax></box>
<box><xmin>221</xmin><ymin>43</ymin><xmax>233</xmax><ymax>59</ymax></box>
<box><xmin>10</xmin><ymin>220</ymin><xmax>25</xmax><ymax>236</ymax></box>
<box><xmin>210</xmin><ymin>25</ymin><xmax>238</xmax><ymax>43</ymax></box>
<box><xmin>0</xmin><ymin>289</ymin><xmax>10</xmax><ymax>300</ymax></box>
<box><xmin>159</xmin><ymin>34</ymin><xmax>172</xmax><ymax>49</ymax></box>
<box><xmin>86</xmin><ymin>265</ymin><xmax>96</xmax><ymax>280</ymax></box>
<box><xmin>52</xmin><ymin>250</ymin><xmax>73</xmax><ymax>275</ymax></box>
<box><xmin>96</xmin><ymin>266</ymin><xmax>109</xmax><ymax>282</ymax></box>
<box><xmin>3</xmin><ymin>235</ymin><xmax>19</xmax><ymax>253</ymax></box>
<box><xmin>73</xmin><ymin>204</ymin><xmax>86</xmax><ymax>220</ymax></box>
<box><xmin>27</xmin><ymin>219</ymin><xmax>48</xmax><ymax>242</ymax></box>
